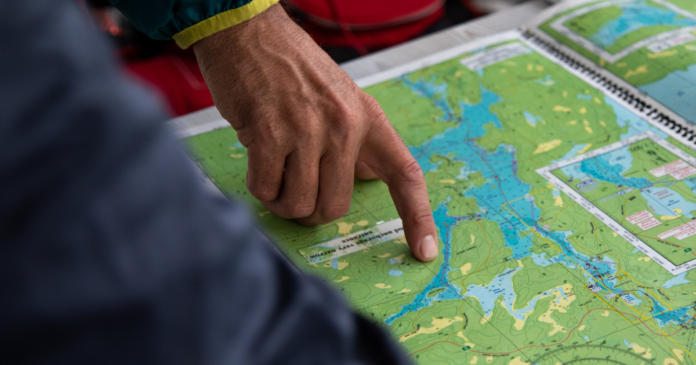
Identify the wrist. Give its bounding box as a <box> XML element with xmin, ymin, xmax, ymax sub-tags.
<box><xmin>193</xmin><ymin>4</ymin><xmax>300</xmax><ymax>65</ymax></box>
<box><xmin>192</xmin><ymin>3</ymin><xmax>324</xmax><ymax>132</ymax></box>
<box><xmin>173</xmin><ymin>0</ymin><xmax>281</xmax><ymax>48</ymax></box>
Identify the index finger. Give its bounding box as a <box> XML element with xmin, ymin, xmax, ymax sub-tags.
<box><xmin>358</xmin><ymin>108</ymin><xmax>439</xmax><ymax>262</ymax></box>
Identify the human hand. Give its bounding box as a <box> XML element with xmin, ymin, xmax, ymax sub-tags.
<box><xmin>192</xmin><ymin>4</ymin><xmax>438</xmax><ymax>262</ymax></box>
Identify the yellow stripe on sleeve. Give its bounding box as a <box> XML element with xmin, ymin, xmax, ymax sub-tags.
<box><xmin>173</xmin><ymin>0</ymin><xmax>280</xmax><ymax>49</ymax></box>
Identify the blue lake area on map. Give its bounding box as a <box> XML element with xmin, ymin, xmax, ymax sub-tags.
<box><xmin>586</xmin><ymin>0</ymin><xmax>696</xmax><ymax>50</ymax></box>
<box><xmin>384</xmin><ymin>203</ymin><xmax>463</xmax><ymax>325</ymax></box>
<box><xmin>642</xmin><ymin>187</ymin><xmax>696</xmax><ymax>217</ymax></box>
<box><xmin>580</xmin><ymin>152</ymin><xmax>652</xmax><ymax>189</ymax></box>
<box><xmin>654</xmin><ymin>305</ymin><xmax>692</xmax><ymax>327</ymax></box>
<box><xmin>604</xmin><ymin>96</ymin><xmax>669</xmax><ymax>139</ymax></box>
<box><xmin>524</xmin><ymin>111</ymin><xmax>543</xmax><ymax>126</ymax></box>
<box><xmin>639</xmin><ymin>63</ymin><xmax>696</xmax><ymax>124</ymax></box>
<box><xmin>663</xmin><ymin>272</ymin><xmax>691</xmax><ymax>288</ymax></box>
<box><xmin>384</xmin><ymin>71</ymin><xmax>654</xmax><ymax>326</ymax></box>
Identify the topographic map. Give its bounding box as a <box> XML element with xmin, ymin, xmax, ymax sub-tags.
<box><xmin>536</xmin><ymin>0</ymin><xmax>696</xmax><ymax>124</ymax></box>
<box><xmin>185</xmin><ymin>32</ymin><xmax>696</xmax><ymax>364</ymax></box>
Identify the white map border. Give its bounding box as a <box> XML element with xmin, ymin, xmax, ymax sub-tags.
<box><xmin>547</xmin><ymin>0</ymin><xmax>696</xmax><ymax>63</ymax></box>
<box><xmin>536</xmin><ymin>131</ymin><xmax>696</xmax><ymax>274</ymax></box>
<box><xmin>352</xmin><ymin>31</ymin><xmax>526</xmax><ymax>88</ymax></box>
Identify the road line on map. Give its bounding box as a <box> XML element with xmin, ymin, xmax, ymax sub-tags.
<box><xmin>620</xmin><ymin>271</ymin><xmax>673</xmax><ymax>311</ymax></box>
<box><xmin>647</xmin><ymin>317</ymin><xmax>696</xmax><ymax>361</ymax></box>
<box><xmin>606</xmin><ymin>286</ymin><xmax>696</xmax><ymax>362</ymax></box>
<box><xmin>590</xmin><ymin>216</ymin><xmax>623</xmax><ymax>270</ymax></box>
<box><xmin>587</xmin><ymin>270</ymin><xmax>676</xmax><ymax>327</ymax></box>
<box><xmin>501</xmin><ymin>203</ymin><xmax>667</xmax><ymax>329</ymax></box>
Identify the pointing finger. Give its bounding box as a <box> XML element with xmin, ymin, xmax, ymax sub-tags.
<box><xmin>358</xmin><ymin>109</ymin><xmax>438</xmax><ymax>262</ymax></box>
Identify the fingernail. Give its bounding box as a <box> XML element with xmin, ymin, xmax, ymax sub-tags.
<box><xmin>420</xmin><ymin>235</ymin><xmax>438</xmax><ymax>261</ymax></box>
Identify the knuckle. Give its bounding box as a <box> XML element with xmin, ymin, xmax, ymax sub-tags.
<box><xmin>361</xmin><ymin>93</ymin><xmax>378</xmax><ymax>108</ymax></box>
<box><xmin>363</xmin><ymin>94</ymin><xmax>387</xmax><ymax>120</ymax></box>
<box><xmin>337</xmin><ymin>114</ymin><xmax>360</xmax><ymax>137</ymax></box>
<box><xmin>337</xmin><ymin>99</ymin><xmax>359</xmax><ymax>122</ymax></box>
<box><xmin>291</xmin><ymin>117</ymin><xmax>322</xmax><ymax>145</ymax></box>
<box><xmin>399</xmin><ymin>159</ymin><xmax>425</xmax><ymax>184</ymax></box>
<box><xmin>330</xmin><ymin>99</ymin><xmax>361</xmax><ymax>137</ymax></box>
<box><xmin>303</xmin><ymin>120</ymin><xmax>323</xmax><ymax>141</ymax></box>
<box><xmin>320</xmin><ymin>203</ymin><xmax>351</xmax><ymax>222</ymax></box>
<box><xmin>255</xmin><ymin>122</ymin><xmax>290</xmax><ymax>150</ymax></box>
<box><xmin>285</xmin><ymin>202</ymin><xmax>315</xmax><ymax>218</ymax></box>
<box><xmin>247</xmin><ymin>181</ymin><xmax>277</xmax><ymax>202</ymax></box>
<box><xmin>236</xmin><ymin>128</ymin><xmax>254</xmax><ymax>146</ymax></box>
<box><xmin>408</xmin><ymin>210</ymin><xmax>434</xmax><ymax>227</ymax></box>
<box><xmin>319</xmin><ymin>152</ymin><xmax>339</xmax><ymax>169</ymax></box>
<box><xmin>267</xmin><ymin>206</ymin><xmax>293</xmax><ymax>220</ymax></box>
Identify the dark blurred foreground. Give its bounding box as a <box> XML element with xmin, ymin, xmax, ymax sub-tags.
<box><xmin>1</xmin><ymin>1</ymin><xmax>414</xmax><ymax>364</ymax></box>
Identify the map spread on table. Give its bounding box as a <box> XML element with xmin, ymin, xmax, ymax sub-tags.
<box><xmin>182</xmin><ymin>2</ymin><xmax>696</xmax><ymax>363</ymax></box>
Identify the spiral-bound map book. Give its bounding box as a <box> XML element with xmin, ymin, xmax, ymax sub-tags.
<box><xmin>178</xmin><ymin>1</ymin><xmax>696</xmax><ymax>363</ymax></box>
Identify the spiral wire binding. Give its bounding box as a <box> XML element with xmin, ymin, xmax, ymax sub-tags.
<box><xmin>521</xmin><ymin>30</ymin><xmax>696</xmax><ymax>144</ymax></box>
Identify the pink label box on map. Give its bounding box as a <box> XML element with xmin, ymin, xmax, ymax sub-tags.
<box><xmin>649</xmin><ymin>160</ymin><xmax>696</xmax><ymax>180</ymax></box>
<box><xmin>626</xmin><ymin>210</ymin><xmax>653</xmax><ymax>224</ymax></box>
<box><xmin>638</xmin><ymin>218</ymin><xmax>662</xmax><ymax>230</ymax></box>
<box><xmin>626</xmin><ymin>210</ymin><xmax>662</xmax><ymax>231</ymax></box>
<box><xmin>658</xmin><ymin>221</ymin><xmax>696</xmax><ymax>241</ymax></box>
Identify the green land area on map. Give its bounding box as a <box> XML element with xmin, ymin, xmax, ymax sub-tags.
<box><xmin>185</xmin><ymin>37</ymin><xmax>696</xmax><ymax>364</ymax></box>
<box><xmin>551</xmin><ymin>137</ymin><xmax>696</xmax><ymax>267</ymax></box>
<box><xmin>538</xmin><ymin>0</ymin><xmax>696</xmax><ymax>124</ymax></box>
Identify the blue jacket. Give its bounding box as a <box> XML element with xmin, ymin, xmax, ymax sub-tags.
<box><xmin>0</xmin><ymin>1</ymin><xmax>411</xmax><ymax>364</ymax></box>
<box><xmin>112</xmin><ymin>0</ymin><xmax>279</xmax><ymax>48</ymax></box>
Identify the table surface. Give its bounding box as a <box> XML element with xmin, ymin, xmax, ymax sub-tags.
<box><xmin>169</xmin><ymin>0</ymin><xmax>549</xmax><ymax>131</ymax></box>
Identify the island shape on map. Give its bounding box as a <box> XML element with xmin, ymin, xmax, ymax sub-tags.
<box><xmin>185</xmin><ymin>34</ymin><xmax>696</xmax><ymax>364</ymax></box>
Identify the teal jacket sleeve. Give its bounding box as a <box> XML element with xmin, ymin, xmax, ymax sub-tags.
<box><xmin>111</xmin><ymin>0</ymin><xmax>279</xmax><ymax>48</ymax></box>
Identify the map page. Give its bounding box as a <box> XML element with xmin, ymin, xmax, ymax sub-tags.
<box><xmin>539</xmin><ymin>131</ymin><xmax>696</xmax><ymax>273</ymax></box>
<box><xmin>184</xmin><ymin>32</ymin><xmax>696</xmax><ymax>364</ymax></box>
<box><xmin>533</xmin><ymin>0</ymin><xmax>696</xmax><ymax>124</ymax></box>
